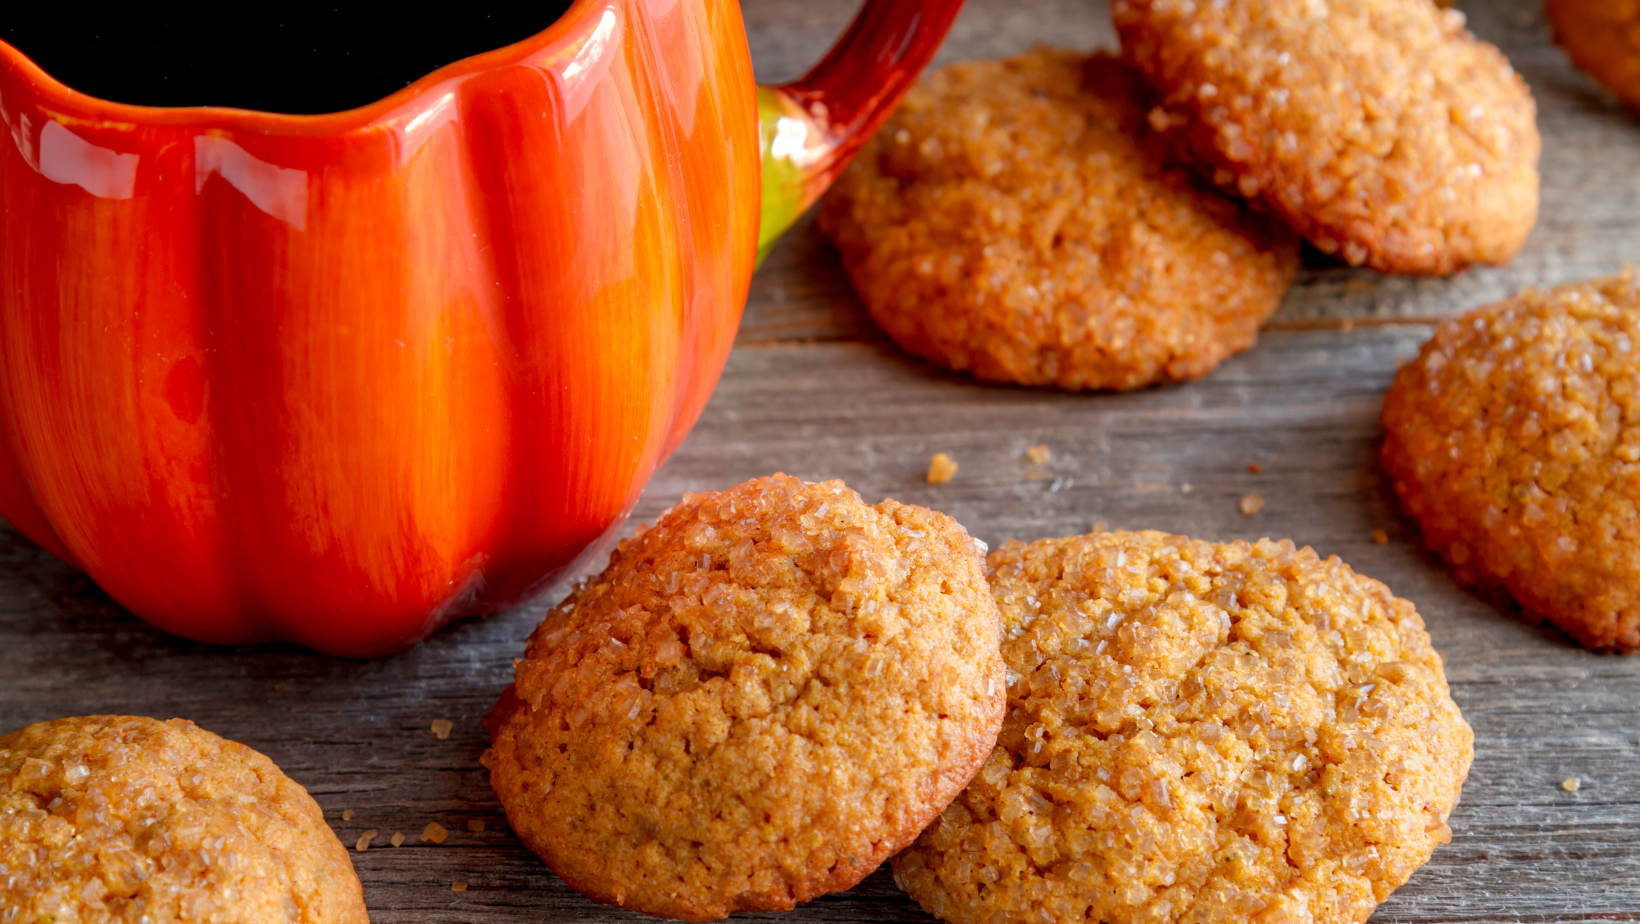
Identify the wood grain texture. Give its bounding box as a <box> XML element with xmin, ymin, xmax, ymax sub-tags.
<box><xmin>5</xmin><ymin>0</ymin><xmax>1640</xmax><ymax>921</ymax></box>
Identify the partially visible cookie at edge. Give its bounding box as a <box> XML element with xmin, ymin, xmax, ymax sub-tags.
<box><xmin>484</xmin><ymin>473</ymin><xmax>1006</xmax><ymax>921</ymax></box>
<box><xmin>1548</xmin><ymin>0</ymin><xmax>1640</xmax><ymax>112</ymax></box>
<box><xmin>893</xmin><ymin>530</ymin><xmax>1472</xmax><ymax>924</ymax></box>
<box><xmin>1382</xmin><ymin>271</ymin><xmax>1640</xmax><ymax>652</ymax></box>
<box><xmin>819</xmin><ymin>49</ymin><xmax>1300</xmax><ymax>392</ymax></box>
<box><xmin>0</xmin><ymin>715</ymin><xmax>368</xmax><ymax>924</ymax></box>
<box><xmin>1115</xmin><ymin>0</ymin><xmax>1540</xmax><ymax>275</ymax></box>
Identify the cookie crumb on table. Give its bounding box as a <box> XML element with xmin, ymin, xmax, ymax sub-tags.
<box><xmin>391</xmin><ymin>831</ymin><xmax>405</xmax><ymax>847</ymax></box>
<box><xmin>1562</xmin><ymin>777</ymin><xmax>1582</xmax><ymax>792</ymax></box>
<box><xmin>928</xmin><ymin>452</ymin><xmax>959</xmax><ymax>484</ymax></box>
<box><xmin>1026</xmin><ymin>445</ymin><xmax>1052</xmax><ymax>465</ymax></box>
<box><xmin>430</xmin><ymin>718</ymin><xmax>454</xmax><ymax>740</ymax></box>
<box><xmin>1240</xmin><ymin>493</ymin><xmax>1266</xmax><ymax>515</ymax></box>
<box><xmin>422</xmin><ymin>821</ymin><xmax>449</xmax><ymax>844</ymax></box>
<box><xmin>452</xmin><ymin>881</ymin><xmax>468</xmax><ymax>893</ymax></box>
<box><xmin>355</xmin><ymin>829</ymin><xmax>376</xmax><ymax>852</ymax></box>
<box><xmin>467</xmin><ymin>819</ymin><xmax>485</xmax><ymax>832</ymax></box>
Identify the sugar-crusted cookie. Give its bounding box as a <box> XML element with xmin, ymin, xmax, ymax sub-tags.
<box><xmin>819</xmin><ymin>50</ymin><xmax>1299</xmax><ymax>391</ymax></box>
<box><xmin>484</xmin><ymin>473</ymin><xmax>1006</xmax><ymax>921</ymax></box>
<box><xmin>1382</xmin><ymin>272</ymin><xmax>1640</xmax><ymax>652</ymax></box>
<box><xmin>893</xmin><ymin>531</ymin><xmax>1472</xmax><ymax>924</ymax></box>
<box><xmin>1115</xmin><ymin>0</ymin><xmax>1539</xmax><ymax>275</ymax></box>
<box><xmin>0</xmin><ymin>715</ymin><xmax>367</xmax><ymax>924</ymax></box>
<box><xmin>1548</xmin><ymin>0</ymin><xmax>1640</xmax><ymax>112</ymax></box>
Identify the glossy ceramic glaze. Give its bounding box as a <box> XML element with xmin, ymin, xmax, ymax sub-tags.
<box><xmin>0</xmin><ymin>0</ymin><xmax>963</xmax><ymax>656</ymax></box>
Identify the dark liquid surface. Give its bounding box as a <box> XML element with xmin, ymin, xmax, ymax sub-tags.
<box><xmin>0</xmin><ymin>3</ymin><xmax>576</xmax><ymax>114</ymax></box>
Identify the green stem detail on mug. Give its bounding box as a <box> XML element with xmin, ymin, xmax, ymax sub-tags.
<box><xmin>757</xmin><ymin>86</ymin><xmax>823</xmax><ymax>267</ymax></box>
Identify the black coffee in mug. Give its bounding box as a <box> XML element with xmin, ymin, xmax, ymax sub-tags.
<box><xmin>0</xmin><ymin>3</ymin><xmax>576</xmax><ymax>114</ymax></box>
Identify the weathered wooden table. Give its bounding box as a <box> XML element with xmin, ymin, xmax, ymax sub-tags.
<box><xmin>5</xmin><ymin>0</ymin><xmax>1638</xmax><ymax>920</ymax></box>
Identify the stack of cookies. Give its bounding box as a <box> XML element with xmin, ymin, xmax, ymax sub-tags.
<box><xmin>819</xmin><ymin>0</ymin><xmax>1540</xmax><ymax>391</ymax></box>
<box><xmin>485</xmin><ymin>474</ymin><xmax>1473</xmax><ymax>924</ymax></box>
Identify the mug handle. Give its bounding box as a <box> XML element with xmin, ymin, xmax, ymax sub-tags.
<box><xmin>756</xmin><ymin>0</ymin><xmax>965</xmax><ymax>263</ymax></box>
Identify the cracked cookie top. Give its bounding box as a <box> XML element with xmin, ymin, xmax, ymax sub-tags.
<box><xmin>483</xmin><ymin>473</ymin><xmax>1005</xmax><ymax>922</ymax></box>
<box><xmin>892</xmin><ymin>531</ymin><xmax>1471</xmax><ymax>924</ymax></box>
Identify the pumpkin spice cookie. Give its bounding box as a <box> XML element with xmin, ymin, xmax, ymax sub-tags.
<box><xmin>1548</xmin><ymin>0</ymin><xmax>1640</xmax><ymax>112</ymax></box>
<box><xmin>1382</xmin><ymin>272</ymin><xmax>1640</xmax><ymax>652</ymax></box>
<box><xmin>818</xmin><ymin>50</ymin><xmax>1300</xmax><ymax>392</ymax></box>
<box><xmin>1114</xmin><ymin>0</ymin><xmax>1540</xmax><ymax>275</ymax></box>
<box><xmin>893</xmin><ymin>531</ymin><xmax>1472</xmax><ymax>924</ymax></box>
<box><xmin>484</xmin><ymin>473</ymin><xmax>1006</xmax><ymax>921</ymax></box>
<box><xmin>0</xmin><ymin>715</ymin><xmax>367</xmax><ymax>924</ymax></box>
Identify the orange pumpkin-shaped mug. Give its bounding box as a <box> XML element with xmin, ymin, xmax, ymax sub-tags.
<box><xmin>0</xmin><ymin>0</ymin><xmax>962</xmax><ymax>656</ymax></box>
